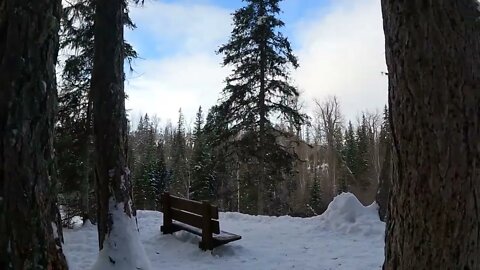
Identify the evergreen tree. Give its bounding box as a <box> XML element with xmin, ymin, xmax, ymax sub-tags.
<box><xmin>137</xmin><ymin>115</ymin><xmax>158</xmax><ymax>209</ymax></box>
<box><xmin>343</xmin><ymin>121</ymin><xmax>357</xmax><ymax>175</ymax></box>
<box><xmin>91</xmin><ymin>0</ymin><xmax>151</xmax><ymax>267</ymax></box>
<box><xmin>170</xmin><ymin>109</ymin><xmax>188</xmax><ymax>197</ymax></box>
<box><xmin>376</xmin><ymin>105</ymin><xmax>392</xmax><ymax>221</ymax></box>
<box><xmin>190</xmin><ymin>107</ymin><xmax>216</xmax><ymax>201</ymax></box>
<box><xmin>152</xmin><ymin>141</ymin><xmax>168</xmax><ymax>210</ymax></box>
<box><xmin>379</xmin><ymin>105</ymin><xmax>391</xmax><ymax>148</ymax></box>
<box><xmin>203</xmin><ymin>106</ymin><xmax>237</xmax><ymax>211</ymax></box>
<box><xmin>216</xmin><ymin>0</ymin><xmax>307</xmax><ymax>215</ymax></box>
<box><xmin>57</xmin><ymin>0</ymin><xmax>138</xmax><ymax>224</ymax></box>
<box><xmin>355</xmin><ymin>114</ymin><xmax>370</xmax><ymax>187</ymax></box>
<box><xmin>0</xmin><ymin>0</ymin><xmax>69</xmax><ymax>267</ymax></box>
<box><xmin>309</xmin><ymin>177</ymin><xmax>322</xmax><ymax>215</ymax></box>
<box><xmin>382</xmin><ymin>1</ymin><xmax>480</xmax><ymax>268</ymax></box>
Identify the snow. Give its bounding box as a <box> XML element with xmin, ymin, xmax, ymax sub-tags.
<box><xmin>64</xmin><ymin>192</ymin><xmax>385</xmax><ymax>270</ymax></box>
<box><xmin>52</xmin><ymin>222</ymin><xmax>59</xmax><ymax>239</ymax></box>
<box><xmin>90</xmin><ymin>198</ymin><xmax>152</xmax><ymax>270</ymax></box>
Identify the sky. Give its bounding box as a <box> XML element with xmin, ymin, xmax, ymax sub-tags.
<box><xmin>125</xmin><ymin>0</ymin><xmax>388</xmax><ymax>127</ymax></box>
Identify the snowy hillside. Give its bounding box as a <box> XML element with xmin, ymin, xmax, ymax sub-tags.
<box><xmin>63</xmin><ymin>193</ymin><xmax>385</xmax><ymax>270</ymax></box>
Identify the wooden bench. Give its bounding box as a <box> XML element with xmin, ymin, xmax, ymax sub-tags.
<box><xmin>160</xmin><ymin>192</ymin><xmax>241</xmax><ymax>250</ymax></box>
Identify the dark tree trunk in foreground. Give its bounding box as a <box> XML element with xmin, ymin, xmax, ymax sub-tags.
<box><xmin>376</xmin><ymin>144</ymin><xmax>391</xmax><ymax>222</ymax></box>
<box><xmin>91</xmin><ymin>0</ymin><xmax>150</xmax><ymax>268</ymax></box>
<box><xmin>0</xmin><ymin>0</ymin><xmax>68</xmax><ymax>269</ymax></box>
<box><xmin>92</xmin><ymin>0</ymin><xmax>150</xmax><ymax>270</ymax></box>
<box><xmin>382</xmin><ymin>1</ymin><xmax>480</xmax><ymax>269</ymax></box>
<box><xmin>91</xmin><ymin>0</ymin><xmax>131</xmax><ymax>248</ymax></box>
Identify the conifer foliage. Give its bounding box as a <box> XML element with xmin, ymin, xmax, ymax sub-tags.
<box><xmin>190</xmin><ymin>107</ymin><xmax>216</xmax><ymax>201</ymax></box>
<box><xmin>57</xmin><ymin>0</ymin><xmax>138</xmax><ymax>224</ymax></box>
<box><xmin>216</xmin><ymin>0</ymin><xmax>307</xmax><ymax>215</ymax></box>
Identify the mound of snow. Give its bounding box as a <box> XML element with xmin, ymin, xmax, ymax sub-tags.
<box><xmin>91</xmin><ymin>200</ymin><xmax>152</xmax><ymax>270</ymax></box>
<box><xmin>63</xmin><ymin>193</ymin><xmax>385</xmax><ymax>270</ymax></box>
<box><xmin>316</xmin><ymin>192</ymin><xmax>384</xmax><ymax>238</ymax></box>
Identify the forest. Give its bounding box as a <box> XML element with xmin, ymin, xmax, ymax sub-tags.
<box><xmin>0</xmin><ymin>0</ymin><xmax>479</xmax><ymax>269</ymax></box>
<box><xmin>59</xmin><ymin>99</ymin><xmax>392</xmax><ymax>222</ymax></box>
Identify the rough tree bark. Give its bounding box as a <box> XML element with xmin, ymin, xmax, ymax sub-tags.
<box><xmin>92</xmin><ymin>0</ymin><xmax>131</xmax><ymax>249</ymax></box>
<box><xmin>376</xmin><ymin>143</ymin><xmax>391</xmax><ymax>222</ymax></box>
<box><xmin>382</xmin><ymin>1</ymin><xmax>480</xmax><ymax>269</ymax></box>
<box><xmin>90</xmin><ymin>0</ymin><xmax>150</xmax><ymax>268</ymax></box>
<box><xmin>0</xmin><ymin>0</ymin><xmax>68</xmax><ymax>268</ymax></box>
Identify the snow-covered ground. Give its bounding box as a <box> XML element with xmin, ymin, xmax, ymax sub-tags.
<box><xmin>64</xmin><ymin>193</ymin><xmax>385</xmax><ymax>270</ymax></box>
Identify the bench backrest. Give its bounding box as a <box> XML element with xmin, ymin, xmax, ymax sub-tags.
<box><xmin>162</xmin><ymin>193</ymin><xmax>220</xmax><ymax>234</ymax></box>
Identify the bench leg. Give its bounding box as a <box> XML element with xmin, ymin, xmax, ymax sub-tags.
<box><xmin>199</xmin><ymin>240</ymin><xmax>214</xmax><ymax>251</ymax></box>
<box><xmin>200</xmin><ymin>201</ymin><xmax>214</xmax><ymax>251</ymax></box>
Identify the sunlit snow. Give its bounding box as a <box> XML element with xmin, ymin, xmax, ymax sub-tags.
<box><xmin>64</xmin><ymin>193</ymin><xmax>385</xmax><ymax>270</ymax></box>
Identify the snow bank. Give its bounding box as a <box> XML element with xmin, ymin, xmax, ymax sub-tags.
<box><xmin>91</xmin><ymin>199</ymin><xmax>152</xmax><ymax>270</ymax></box>
<box><xmin>64</xmin><ymin>193</ymin><xmax>385</xmax><ymax>270</ymax></box>
<box><xmin>316</xmin><ymin>192</ymin><xmax>384</xmax><ymax>238</ymax></box>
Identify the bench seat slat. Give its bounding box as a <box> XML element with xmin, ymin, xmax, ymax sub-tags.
<box><xmin>170</xmin><ymin>222</ymin><xmax>241</xmax><ymax>245</ymax></box>
<box><xmin>171</xmin><ymin>208</ymin><xmax>220</xmax><ymax>234</ymax></box>
<box><xmin>169</xmin><ymin>195</ymin><xmax>219</xmax><ymax>219</ymax></box>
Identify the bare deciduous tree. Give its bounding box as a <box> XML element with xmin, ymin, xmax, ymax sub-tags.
<box><xmin>314</xmin><ymin>96</ymin><xmax>343</xmax><ymax>200</ymax></box>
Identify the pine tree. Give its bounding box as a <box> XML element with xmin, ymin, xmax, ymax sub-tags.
<box><xmin>91</xmin><ymin>0</ymin><xmax>150</xmax><ymax>267</ymax></box>
<box><xmin>0</xmin><ymin>0</ymin><xmax>69</xmax><ymax>268</ymax></box>
<box><xmin>203</xmin><ymin>106</ymin><xmax>237</xmax><ymax>211</ymax></box>
<box><xmin>57</xmin><ymin>0</ymin><xmax>138</xmax><ymax>224</ymax></box>
<box><xmin>343</xmin><ymin>121</ymin><xmax>357</xmax><ymax>176</ymax></box>
<box><xmin>217</xmin><ymin>0</ymin><xmax>307</xmax><ymax>215</ymax></box>
<box><xmin>376</xmin><ymin>105</ymin><xmax>392</xmax><ymax>221</ymax></box>
<box><xmin>190</xmin><ymin>107</ymin><xmax>216</xmax><ymax>201</ymax></box>
<box><xmin>309</xmin><ymin>177</ymin><xmax>322</xmax><ymax>215</ymax></box>
<box><xmin>355</xmin><ymin>114</ymin><xmax>370</xmax><ymax>187</ymax></box>
<box><xmin>170</xmin><ymin>109</ymin><xmax>188</xmax><ymax>197</ymax></box>
<box><xmin>152</xmin><ymin>141</ymin><xmax>168</xmax><ymax>210</ymax></box>
<box><xmin>132</xmin><ymin>114</ymin><xmax>153</xmax><ymax>209</ymax></box>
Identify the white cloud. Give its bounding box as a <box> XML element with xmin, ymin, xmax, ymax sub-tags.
<box><xmin>126</xmin><ymin>0</ymin><xmax>388</xmax><ymax>126</ymax></box>
<box><xmin>125</xmin><ymin>1</ymin><xmax>231</xmax><ymax>124</ymax></box>
<box><xmin>126</xmin><ymin>52</ymin><xmax>228</xmax><ymax>124</ymax></box>
<box><xmin>294</xmin><ymin>0</ymin><xmax>388</xmax><ymax>121</ymax></box>
<box><xmin>128</xmin><ymin>1</ymin><xmax>231</xmax><ymax>53</ymax></box>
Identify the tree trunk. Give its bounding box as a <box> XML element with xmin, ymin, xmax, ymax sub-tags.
<box><xmin>80</xmin><ymin>102</ymin><xmax>92</xmax><ymax>223</ymax></box>
<box><xmin>382</xmin><ymin>1</ymin><xmax>480</xmax><ymax>268</ymax></box>
<box><xmin>0</xmin><ymin>0</ymin><xmax>68</xmax><ymax>268</ymax></box>
<box><xmin>90</xmin><ymin>0</ymin><xmax>150</xmax><ymax>268</ymax></box>
<box><xmin>80</xmin><ymin>132</ymin><xmax>91</xmax><ymax>223</ymax></box>
<box><xmin>257</xmin><ymin>3</ymin><xmax>267</xmax><ymax>216</ymax></box>
<box><xmin>375</xmin><ymin>143</ymin><xmax>391</xmax><ymax>222</ymax></box>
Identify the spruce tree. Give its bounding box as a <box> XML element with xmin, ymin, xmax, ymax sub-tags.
<box><xmin>170</xmin><ymin>109</ymin><xmax>188</xmax><ymax>197</ymax></box>
<box><xmin>382</xmin><ymin>1</ymin><xmax>480</xmax><ymax>268</ymax></box>
<box><xmin>355</xmin><ymin>114</ymin><xmax>370</xmax><ymax>187</ymax></box>
<box><xmin>343</xmin><ymin>121</ymin><xmax>357</xmax><ymax>176</ymax></box>
<box><xmin>133</xmin><ymin>115</ymin><xmax>158</xmax><ymax>209</ymax></box>
<box><xmin>217</xmin><ymin>0</ymin><xmax>307</xmax><ymax>215</ymax></box>
<box><xmin>90</xmin><ymin>0</ymin><xmax>150</xmax><ymax>267</ymax></box>
<box><xmin>376</xmin><ymin>105</ymin><xmax>392</xmax><ymax>221</ymax></box>
<box><xmin>190</xmin><ymin>107</ymin><xmax>216</xmax><ymax>201</ymax></box>
<box><xmin>0</xmin><ymin>0</ymin><xmax>69</xmax><ymax>267</ymax></box>
<box><xmin>57</xmin><ymin>0</ymin><xmax>138</xmax><ymax>224</ymax></box>
<box><xmin>309</xmin><ymin>177</ymin><xmax>322</xmax><ymax>215</ymax></box>
<box><xmin>152</xmin><ymin>141</ymin><xmax>168</xmax><ymax>209</ymax></box>
<box><xmin>203</xmin><ymin>106</ymin><xmax>237</xmax><ymax>210</ymax></box>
